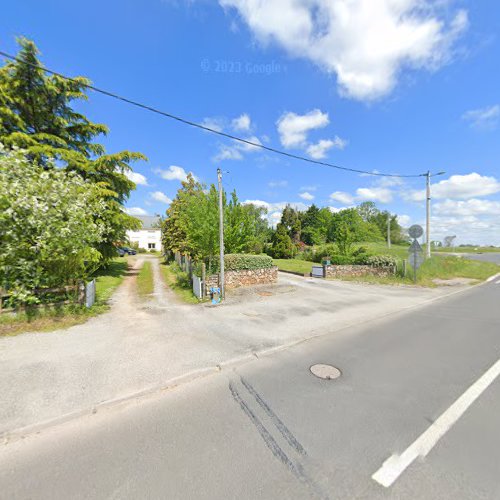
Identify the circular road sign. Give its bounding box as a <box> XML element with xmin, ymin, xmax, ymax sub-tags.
<box><xmin>408</xmin><ymin>224</ymin><xmax>424</xmax><ymax>239</ymax></box>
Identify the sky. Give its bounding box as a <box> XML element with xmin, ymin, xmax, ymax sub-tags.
<box><xmin>1</xmin><ymin>0</ymin><xmax>499</xmax><ymax>245</ymax></box>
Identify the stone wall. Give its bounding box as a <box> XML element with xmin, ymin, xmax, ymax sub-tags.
<box><xmin>324</xmin><ymin>264</ymin><xmax>395</xmax><ymax>279</ymax></box>
<box><xmin>205</xmin><ymin>266</ymin><xmax>278</xmax><ymax>290</ymax></box>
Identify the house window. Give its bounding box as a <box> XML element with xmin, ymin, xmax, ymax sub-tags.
<box><xmin>148</xmin><ymin>243</ymin><xmax>156</xmax><ymax>249</ymax></box>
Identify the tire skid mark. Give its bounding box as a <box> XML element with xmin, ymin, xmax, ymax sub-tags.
<box><xmin>240</xmin><ymin>376</ymin><xmax>307</xmax><ymax>457</ymax></box>
<box><xmin>229</xmin><ymin>382</ymin><xmax>329</xmax><ymax>500</ymax></box>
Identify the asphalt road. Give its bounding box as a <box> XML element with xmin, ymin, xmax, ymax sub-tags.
<box><xmin>1</xmin><ymin>277</ymin><xmax>500</xmax><ymax>499</ymax></box>
<box><xmin>462</xmin><ymin>252</ymin><xmax>500</xmax><ymax>265</ymax></box>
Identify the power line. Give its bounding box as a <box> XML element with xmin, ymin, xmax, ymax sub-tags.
<box><xmin>0</xmin><ymin>49</ymin><xmax>426</xmax><ymax>178</ymax></box>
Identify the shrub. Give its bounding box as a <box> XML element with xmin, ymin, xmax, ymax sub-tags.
<box><xmin>364</xmin><ymin>255</ymin><xmax>397</xmax><ymax>267</ymax></box>
<box><xmin>209</xmin><ymin>254</ymin><xmax>273</xmax><ymax>273</ymax></box>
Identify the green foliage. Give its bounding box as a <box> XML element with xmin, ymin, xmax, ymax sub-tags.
<box><xmin>0</xmin><ymin>146</ymin><xmax>108</xmax><ymax>306</ymax></box>
<box><xmin>0</xmin><ymin>38</ymin><xmax>146</xmax><ymax>261</ymax></box>
<box><xmin>271</xmin><ymin>223</ymin><xmax>295</xmax><ymax>259</ymax></box>
<box><xmin>280</xmin><ymin>204</ymin><xmax>302</xmax><ymax>244</ymax></box>
<box><xmin>300</xmin><ymin>205</ymin><xmax>332</xmax><ymax>245</ymax></box>
<box><xmin>209</xmin><ymin>253</ymin><xmax>273</xmax><ymax>273</ymax></box>
<box><xmin>357</xmin><ymin>201</ymin><xmax>405</xmax><ymax>244</ymax></box>
<box><xmin>161</xmin><ymin>176</ymin><xmax>270</xmax><ymax>261</ymax></box>
<box><xmin>364</xmin><ymin>255</ymin><xmax>398</xmax><ymax>267</ymax></box>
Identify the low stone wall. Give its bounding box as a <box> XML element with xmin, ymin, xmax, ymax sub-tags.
<box><xmin>324</xmin><ymin>264</ymin><xmax>395</xmax><ymax>279</ymax></box>
<box><xmin>205</xmin><ymin>266</ymin><xmax>279</xmax><ymax>289</ymax></box>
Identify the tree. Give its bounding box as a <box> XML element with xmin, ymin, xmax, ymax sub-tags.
<box><xmin>271</xmin><ymin>223</ymin><xmax>295</xmax><ymax>259</ymax></box>
<box><xmin>0</xmin><ymin>38</ymin><xmax>145</xmax><ymax>261</ymax></box>
<box><xmin>161</xmin><ymin>178</ymin><xmax>269</xmax><ymax>263</ymax></box>
<box><xmin>0</xmin><ymin>145</ymin><xmax>107</xmax><ymax>305</ymax></box>
<box><xmin>280</xmin><ymin>204</ymin><xmax>301</xmax><ymax>244</ymax></box>
<box><xmin>300</xmin><ymin>204</ymin><xmax>332</xmax><ymax>245</ymax></box>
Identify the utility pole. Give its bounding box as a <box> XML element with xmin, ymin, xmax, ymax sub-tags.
<box><xmin>425</xmin><ymin>170</ymin><xmax>446</xmax><ymax>259</ymax></box>
<box><xmin>387</xmin><ymin>212</ymin><xmax>391</xmax><ymax>249</ymax></box>
<box><xmin>426</xmin><ymin>170</ymin><xmax>431</xmax><ymax>259</ymax></box>
<box><xmin>217</xmin><ymin>168</ymin><xmax>225</xmax><ymax>300</ymax></box>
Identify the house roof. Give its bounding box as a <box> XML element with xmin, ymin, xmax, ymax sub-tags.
<box><xmin>135</xmin><ymin>215</ymin><xmax>161</xmax><ymax>230</ymax></box>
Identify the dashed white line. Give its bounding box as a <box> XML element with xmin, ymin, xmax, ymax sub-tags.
<box><xmin>372</xmin><ymin>358</ymin><xmax>500</xmax><ymax>488</ymax></box>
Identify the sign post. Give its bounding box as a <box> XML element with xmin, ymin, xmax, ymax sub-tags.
<box><xmin>408</xmin><ymin>225</ymin><xmax>424</xmax><ymax>284</ymax></box>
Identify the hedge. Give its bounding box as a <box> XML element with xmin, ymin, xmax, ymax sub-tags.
<box><xmin>209</xmin><ymin>254</ymin><xmax>274</xmax><ymax>273</ymax></box>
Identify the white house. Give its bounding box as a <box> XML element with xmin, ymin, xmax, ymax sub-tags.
<box><xmin>127</xmin><ymin>215</ymin><xmax>162</xmax><ymax>251</ymax></box>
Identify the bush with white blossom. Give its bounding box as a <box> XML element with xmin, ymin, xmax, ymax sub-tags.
<box><xmin>0</xmin><ymin>145</ymin><xmax>108</xmax><ymax>305</ymax></box>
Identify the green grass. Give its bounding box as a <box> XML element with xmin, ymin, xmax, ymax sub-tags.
<box><xmin>273</xmin><ymin>259</ymin><xmax>315</xmax><ymax>275</ymax></box>
<box><xmin>0</xmin><ymin>257</ymin><xmax>130</xmax><ymax>337</ymax></box>
<box><xmin>159</xmin><ymin>262</ymin><xmax>199</xmax><ymax>304</ymax></box>
<box><xmin>136</xmin><ymin>260</ymin><xmax>154</xmax><ymax>298</ymax></box>
<box><xmin>433</xmin><ymin>246</ymin><xmax>500</xmax><ymax>254</ymax></box>
<box><xmin>339</xmin><ymin>256</ymin><xmax>500</xmax><ymax>287</ymax></box>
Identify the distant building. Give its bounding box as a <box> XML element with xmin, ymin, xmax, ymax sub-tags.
<box><xmin>127</xmin><ymin>215</ymin><xmax>162</xmax><ymax>251</ymax></box>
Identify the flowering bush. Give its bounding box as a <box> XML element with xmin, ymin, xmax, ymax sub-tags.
<box><xmin>0</xmin><ymin>145</ymin><xmax>108</xmax><ymax>305</ymax></box>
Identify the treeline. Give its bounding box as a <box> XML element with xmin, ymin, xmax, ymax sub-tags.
<box><xmin>271</xmin><ymin>201</ymin><xmax>406</xmax><ymax>259</ymax></box>
<box><xmin>161</xmin><ymin>176</ymin><xmax>406</xmax><ymax>265</ymax></box>
<box><xmin>0</xmin><ymin>38</ymin><xmax>143</xmax><ymax>304</ymax></box>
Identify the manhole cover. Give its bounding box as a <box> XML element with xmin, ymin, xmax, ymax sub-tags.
<box><xmin>310</xmin><ymin>364</ymin><xmax>341</xmax><ymax>380</ymax></box>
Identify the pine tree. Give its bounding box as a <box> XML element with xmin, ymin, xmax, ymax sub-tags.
<box><xmin>0</xmin><ymin>38</ymin><xmax>146</xmax><ymax>261</ymax></box>
<box><xmin>271</xmin><ymin>223</ymin><xmax>295</xmax><ymax>259</ymax></box>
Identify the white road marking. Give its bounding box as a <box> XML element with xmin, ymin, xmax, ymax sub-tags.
<box><xmin>487</xmin><ymin>273</ymin><xmax>500</xmax><ymax>283</ymax></box>
<box><xmin>495</xmin><ymin>279</ymin><xmax>500</xmax><ymax>285</ymax></box>
<box><xmin>372</xmin><ymin>358</ymin><xmax>500</xmax><ymax>488</ymax></box>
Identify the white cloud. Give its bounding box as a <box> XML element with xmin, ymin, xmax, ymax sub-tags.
<box><xmin>125</xmin><ymin>207</ymin><xmax>148</xmax><ymax>216</ymax></box>
<box><xmin>330</xmin><ymin>191</ymin><xmax>355</xmax><ymax>204</ymax></box>
<box><xmin>356</xmin><ymin>186</ymin><xmax>393</xmax><ymax>203</ymax></box>
<box><xmin>124</xmin><ymin>170</ymin><xmax>148</xmax><ymax>186</ymax></box>
<box><xmin>276</xmin><ymin>109</ymin><xmax>329</xmax><ymax>148</ymax></box>
<box><xmin>156</xmin><ymin>165</ymin><xmax>192</xmax><ymax>182</ymax></box>
<box><xmin>242</xmin><ymin>199</ymin><xmax>308</xmax><ymax>225</ymax></box>
<box><xmin>232</xmin><ymin>113</ymin><xmax>252</xmax><ymax>132</ymax></box>
<box><xmin>462</xmin><ymin>105</ymin><xmax>500</xmax><ymax>129</ymax></box>
<box><xmin>299</xmin><ymin>191</ymin><xmax>315</xmax><ymax>200</ymax></box>
<box><xmin>214</xmin><ymin>135</ymin><xmax>263</xmax><ymax>161</ymax></box>
<box><xmin>268</xmin><ymin>180</ymin><xmax>288</xmax><ymax>188</ymax></box>
<box><xmin>434</xmin><ymin>198</ymin><xmax>500</xmax><ymax>216</ymax></box>
<box><xmin>397</xmin><ymin>214</ymin><xmax>411</xmax><ymax>227</ymax></box>
<box><xmin>220</xmin><ymin>0</ymin><xmax>468</xmax><ymax>101</ymax></box>
<box><xmin>328</xmin><ymin>205</ymin><xmax>351</xmax><ymax>213</ymax></box>
<box><xmin>406</xmin><ymin>173</ymin><xmax>500</xmax><ymax>201</ymax></box>
<box><xmin>306</xmin><ymin>136</ymin><xmax>347</xmax><ymax>159</ymax></box>
<box><xmin>214</xmin><ymin>144</ymin><xmax>244</xmax><ymax>161</ymax></box>
<box><xmin>201</xmin><ymin>116</ymin><xmax>225</xmax><ymax>132</ymax></box>
<box><xmin>151</xmin><ymin>191</ymin><xmax>172</xmax><ymax>204</ymax></box>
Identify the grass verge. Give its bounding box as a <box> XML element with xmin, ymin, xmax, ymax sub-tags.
<box><xmin>337</xmin><ymin>256</ymin><xmax>500</xmax><ymax>287</ymax></box>
<box><xmin>159</xmin><ymin>262</ymin><xmax>199</xmax><ymax>304</ymax></box>
<box><xmin>0</xmin><ymin>257</ymin><xmax>129</xmax><ymax>337</ymax></box>
<box><xmin>136</xmin><ymin>260</ymin><xmax>154</xmax><ymax>298</ymax></box>
<box><xmin>273</xmin><ymin>259</ymin><xmax>316</xmax><ymax>275</ymax></box>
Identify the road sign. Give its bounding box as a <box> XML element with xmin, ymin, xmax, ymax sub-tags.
<box><xmin>408</xmin><ymin>251</ymin><xmax>424</xmax><ymax>270</ymax></box>
<box><xmin>409</xmin><ymin>224</ymin><xmax>424</xmax><ymax>239</ymax></box>
<box><xmin>409</xmin><ymin>239</ymin><xmax>423</xmax><ymax>253</ymax></box>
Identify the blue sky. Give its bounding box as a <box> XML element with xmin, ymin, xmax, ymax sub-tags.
<box><xmin>1</xmin><ymin>0</ymin><xmax>499</xmax><ymax>244</ymax></box>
